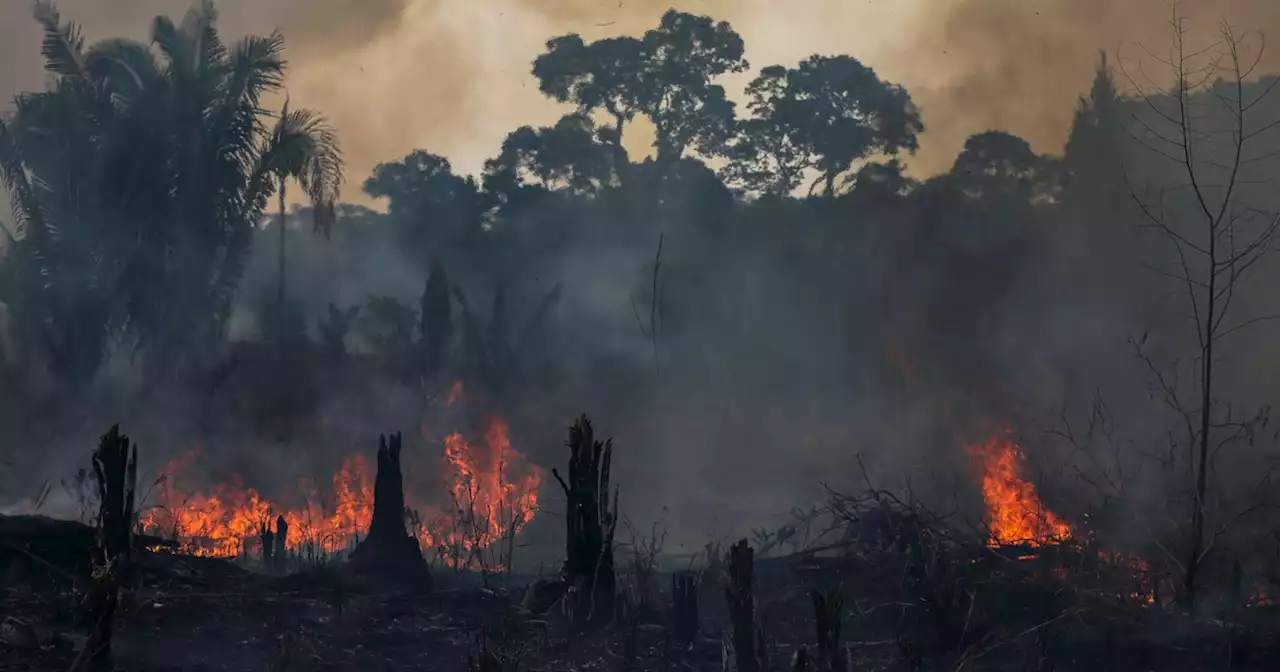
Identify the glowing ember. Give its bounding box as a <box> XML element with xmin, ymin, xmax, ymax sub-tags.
<box><xmin>139</xmin><ymin>387</ymin><xmax>541</xmax><ymax>566</ymax></box>
<box><xmin>965</xmin><ymin>430</ymin><xmax>1072</xmax><ymax>547</ymax></box>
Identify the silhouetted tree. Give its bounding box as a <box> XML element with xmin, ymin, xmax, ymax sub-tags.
<box><xmin>533</xmin><ymin>10</ymin><xmax>747</xmax><ymax>173</ymax></box>
<box><xmin>949</xmin><ymin>130</ymin><xmax>1055</xmax><ymax>202</ymax></box>
<box><xmin>484</xmin><ymin>113</ymin><xmax>619</xmax><ymax>200</ymax></box>
<box><xmin>1121</xmin><ymin>17</ymin><xmax>1280</xmax><ymax>607</ymax></box>
<box><xmin>723</xmin><ymin>55</ymin><xmax>922</xmax><ymax>196</ymax></box>
<box><xmin>363</xmin><ymin>150</ymin><xmax>485</xmax><ymax>265</ymax></box>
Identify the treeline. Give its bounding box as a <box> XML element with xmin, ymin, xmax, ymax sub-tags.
<box><xmin>1</xmin><ymin>1</ymin><xmax>1277</xmax><ymax>453</ymax></box>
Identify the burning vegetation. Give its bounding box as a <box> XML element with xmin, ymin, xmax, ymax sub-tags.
<box><xmin>966</xmin><ymin>430</ymin><xmax>1073</xmax><ymax>548</ymax></box>
<box><xmin>138</xmin><ymin>389</ymin><xmax>541</xmax><ymax>568</ymax></box>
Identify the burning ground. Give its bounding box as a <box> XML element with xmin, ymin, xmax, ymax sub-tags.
<box><xmin>132</xmin><ymin>382</ymin><xmax>541</xmax><ymax>569</ymax></box>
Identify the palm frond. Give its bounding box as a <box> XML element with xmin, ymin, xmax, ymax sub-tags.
<box><xmin>181</xmin><ymin>0</ymin><xmax>228</xmax><ymax>84</ymax></box>
<box><xmin>212</xmin><ymin>32</ymin><xmax>286</xmax><ymax>178</ymax></box>
<box><xmin>250</xmin><ymin>104</ymin><xmax>345</xmax><ymax>236</ymax></box>
<box><xmin>150</xmin><ymin>15</ymin><xmax>188</xmax><ymax>77</ymax></box>
<box><xmin>84</xmin><ymin>38</ymin><xmax>161</xmax><ymax>108</ymax></box>
<box><xmin>0</xmin><ymin>115</ymin><xmax>52</xmax><ymax>244</ymax></box>
<box><xmin>31</xmin><ymin>1</ymin><xmax>87</xmax><ymax>81</ymax></box>
<box><xmin>222</xmin><ymin>32</ymin><xmax>286</xmax><ymax>109</ymax></box>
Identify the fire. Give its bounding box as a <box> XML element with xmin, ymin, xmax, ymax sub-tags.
<box><xmin>966</xmin><ymin>430</ymin><xmax>1072</xmax><ymax>547</ymax></box>
<box><xmin>139</xmin><ymin>386</ymin><xmax>542</xmax><ymax>567</ymax></box>
<box><xmin>139</xmin><ymin>451</ymin><xmax>376</xmax><ymax>558</ymax></box>
<box><xmin>429</xmin><ymin>417</ymin><xmax>542</xmax><ymax>565</ymax></box>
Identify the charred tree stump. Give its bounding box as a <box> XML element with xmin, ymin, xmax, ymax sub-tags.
<box><xmin>725</xmin><ymin>539</ymin><xmax>765</xmax><ymax>672</ymax></box>
<box><xmin>552</xmin><ymin>415</ymin><xmax>619</xmax><ymax>627</ymax></box>
<box><xmin>260</xmin><ymin>523</ymin><xmax>275</xmax><ymax>568</ymax></box>
<box><xmin>672</xmin><ymin>571</ymin><xmax>699</xmax><ymax>648</ymax></box>
<box><xmin>274</xmin><ymin>515</ymin><xmax>288</xmax><ymax>570</ymax></box>
<box><xmin>81</xmin><ymin>425</ymin><xmax>137</xmax><ymax>672</ymax></box>
<box><xmin>349</xmin><ymin>433</ymin><xmax>430</xmax><ymax>587</ymax></box>
<box><xmin>810</xmin><ymin>586</ymin><xmax>845</xmax><ymax>672</ymax></box>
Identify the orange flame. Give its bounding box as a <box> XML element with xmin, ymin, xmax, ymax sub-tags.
<box><xmin>966</xmin><ymin>430</ymin><xmax>1072</xmax><ymax>547</ymax></box>
<box><xmin>140</xmin><ymin>389</ymin><xmax>541</xmax><ymax>566</ymax></box>
<box><xmin>140</xmin><ymin>452</ymin><xmax>376</xmax><ymax>558</ymax></box>
<box><xmin>426</xmin><ymin>416</ymin><xmax>542</xmax><ymax>567</ymax></box>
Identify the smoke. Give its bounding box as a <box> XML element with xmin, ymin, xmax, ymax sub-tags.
<box><xmin>895</xmin><ymin>0</ymin><xmax>1280</xmax><ymax>172</ymax></box>
<box><xmin>4</xmin><ymin>0</ymin><xmax>1279</xmax><ymax>196</ymax></box>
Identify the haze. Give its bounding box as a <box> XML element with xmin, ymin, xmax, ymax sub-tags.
<box><xmin>6</xmin><ymin>0</ymin><xmax>1274</xmax><ymax>199</ymax></box>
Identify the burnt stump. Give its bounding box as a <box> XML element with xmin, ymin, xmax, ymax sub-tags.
<box><xmin>348</xmin><ymin>432</ymin><xmax>431</xmax><ymax>589</ymax></box>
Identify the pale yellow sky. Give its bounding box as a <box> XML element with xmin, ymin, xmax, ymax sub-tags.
<box><xmin>2</xmin><ymin>0</ymin><xmax>1277</xmax><ymax>204</ymax></box>
<box><xmin>279</xmin><ymin>0</ymin><xmax>930</xmax><ymax>184</ymax></box>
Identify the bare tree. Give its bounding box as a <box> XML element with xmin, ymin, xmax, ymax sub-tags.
<box><xmin>1120</xmin><ymin>11</ymin><xmax>1280</xmax><ymax>606</ymax></box>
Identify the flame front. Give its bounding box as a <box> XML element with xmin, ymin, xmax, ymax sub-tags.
<box><xmin>966</xmin><ymin>430</ymin><xmax>1072</xmax><ymax>547</ymax></box>
<box><xmin>140</xmin><ymin>452</ymin><xmax>376</xmax><ymax>557</ymax></box>
<box><xmin>139</xmin><ymin>396</ymin><xmax>541</xmax><ymax>566</ymax></box>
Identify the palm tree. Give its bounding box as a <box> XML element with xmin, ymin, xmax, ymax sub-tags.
<box><xmin>0</xmin><ymin>0</ymin><xmax>343</xmax><ymax>388</ymax></box>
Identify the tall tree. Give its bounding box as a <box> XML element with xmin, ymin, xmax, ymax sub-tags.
<box><xmin>532</xmin><ymin>10</ymin><xmax>747</xmax><ymax>173</ymax></box>
<box><xmin>723</xmin><ymin>55</ymin><xmax>923</xmax><ymax>197</ymax></box>
<box><xmin>483</xmin><ymin>113</ymin><xmax>619</xmax><ymax>199</ymax></box>
<box><xmin>268</xmin><ymin>99</ymin><xmax>343</xmax><ymax>365</ymax></box>
<box><xmin>363</xmin><ymin>150</ymin><xmax>484</xmax><ymax>265</ymax></box>
<box><xmin>1122</xmin><ymin>17</ymin><xmax>1280</xmax><ymax>606</ymax></box>
<box><xmin>949</xmin><ymin>131</ymin><xmax>1056</xmax><ymax>202</ymax></box>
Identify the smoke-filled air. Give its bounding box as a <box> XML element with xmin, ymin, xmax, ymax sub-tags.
<box><xmin>2</xmin><ymin>1</ymin><xmax>1280</xmax><ymax>670</ymax></box>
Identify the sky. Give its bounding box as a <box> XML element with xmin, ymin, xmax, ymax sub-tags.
<box><xmin>2</xmin><ymin>0</ymin><xmax>1278</xmax><ymax>203</ymax></box>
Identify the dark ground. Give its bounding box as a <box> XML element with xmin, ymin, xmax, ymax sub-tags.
<box><xmin>3</xmin><ymin>514</ymin><xmax>1280</xmax><ymax>672</ymax></box>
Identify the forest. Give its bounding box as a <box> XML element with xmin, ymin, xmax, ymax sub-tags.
<box><xmin>3</xmin><ymin>1</ymin><xmax>1280</xmax><ymax>671</ymax></box>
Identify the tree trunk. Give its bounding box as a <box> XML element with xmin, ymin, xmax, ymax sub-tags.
<box><xmin>725</xmin><ymin>539</ymin><xmax>765</xmax><ymax>672</ymax></box>
<box><xmin>84</xmin><ymin>425</ymin><xmax>138</xmax><ymax>672</ymax></box>
<box><xmin>552</xmin><ymin>415</ymin><xmax>619</xmax><ymax>626</ymax></box>
<box><xmin>274</xmin><ymin>515</ymin><xmax>288</xmax><ymax>571</ymax></box>
<box><xmin>672</xmin><ymin>572</ymin><xmax>699</xmax><ymax>648</ymax></box>
<box><xmin>349</xmin><ymin>433</ymin><xmax>431</xmax><ymax>587</ymax></box>
<box><xmin>276</xmin><ymin>178</ymin><xmax>287</xmax><ymax>367</ymax></box>
<box><xmin>260</xmin><ymin>524</ymin><xmax>274</xmax><ymax>568</ymax></box>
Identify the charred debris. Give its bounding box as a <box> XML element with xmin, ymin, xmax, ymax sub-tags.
<box><xmin>3</xmin><ymin>419</ymin><xmax>1280</xmax><ymax>671</ymax></box>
